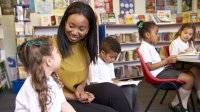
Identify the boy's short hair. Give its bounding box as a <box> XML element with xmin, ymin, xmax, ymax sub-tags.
<box><xmin>100</xmin><ymin>36</ymin><xmax>121</xmax><ymax>54</ymax></box>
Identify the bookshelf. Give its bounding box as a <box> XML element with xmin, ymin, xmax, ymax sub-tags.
<box><xmin>32</xmin><ymin>23</ymin><xmax>200</xmax><ymax>80</ymax></box>
<box><xmin>99</xmin><ymin>22</ymin><xmax>200</xmax><ymax>79</ymax></box>
<box><xmin>14</xmin><ymin>4</ymin><xmax>32</xmax><ymax>79</ymax></box>
<box><xmin>0</xmin><ymin>60</ymin><xmax>11</xmax><ymax>89</ymax></box>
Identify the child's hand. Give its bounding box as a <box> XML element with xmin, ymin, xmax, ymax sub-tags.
<box><xmin>166</xmin><ymin>55</ymin><xmax>177</xmax><ymax>64</ymax></box>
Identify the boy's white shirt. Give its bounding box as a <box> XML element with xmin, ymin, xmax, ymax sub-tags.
<box><xmin>139</xmin><ymin>40</ymin><xmax>164</xmax><ymax>77</ymax></box>
<box><xmin>169</xmin><ymin>37</ymin><xmax>196</xmax><ymax>55</ymax></box>
<box><xmin>89</xmin><ymin>57</ymin><xmax>115</xmax><ymax>83</ymax></box>
<box><xmin>15</xmin><ymin>76</ymin><xmax>66</xmax><ymax>112</ymax></box>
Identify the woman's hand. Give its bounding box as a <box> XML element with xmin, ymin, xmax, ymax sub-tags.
<box><xmin>75</xmin><ymin>84</ymin><xmax>95</xmax><ymax>103</ymax></box>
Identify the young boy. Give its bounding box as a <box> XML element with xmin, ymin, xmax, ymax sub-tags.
<box><xmin>89</xmin><ymin>36</ymin><xmax>139</xmax><ymax>112</ymax></box>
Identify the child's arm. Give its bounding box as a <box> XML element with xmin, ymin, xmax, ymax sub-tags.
<box><xmin>146</xmin><ymin>55</ymin><xmax>177</xmax><ymax>71</ymax></box>
<box><xmin>61</xmin><ymin>101</ymin><xmax>76</xmax><ymax>112</ymax></box>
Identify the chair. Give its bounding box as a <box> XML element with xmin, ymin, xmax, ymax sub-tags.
<box><xmin>135</xmin><ymin>48</ymin><xmax>195</xmax><ymax>112</ymax></box>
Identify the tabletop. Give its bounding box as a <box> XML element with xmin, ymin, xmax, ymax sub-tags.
<box><xmin>176</xmin><ymin>55</ymin><xmax>200</xmax><ymax>63</ymax></box>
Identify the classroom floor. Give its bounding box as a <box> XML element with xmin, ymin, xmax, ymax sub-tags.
<box><xmin>0</xmin><ymin>80</ymin><xmax>199</xmax><ymax>112</ymax></box>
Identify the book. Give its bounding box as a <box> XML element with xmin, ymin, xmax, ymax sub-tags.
<box><xmin>182</xmin><ymin>13</ymin><xmax>190</xmax><ymax>23</ymax></box>
<box><xmin>117</xmin><ymin>80</ymin><xmax>141</xmax><ymax>87</ymax></box>
<box><xmin>157</xmin><ymin>10</ymin><xmax>171</xmax><ymax>22</ymax></box>
<box><xmin>108</xmin><ymin>13</ymin><xmax>116</xmax><ymax>24</ymax></box>
<box><xmin>124</xmin><ymin>14</ymin><xmax>134</xmax><ymax>24</ymax></box>
<box><xmin>118</xmin><ymin>15</ymin><xmax>125</xmax><ymax>24</ymax></box>
<box><xmin>100</xmin><ymin>13</ymin><xmax>109</xmax><ymax>24</ymax></box>
<box><xmin>197</xmin><ymin>12</ymin><xmax>200</xmax><ymax>22</ymax></box>
<box><xmin>190</xmin><ymin>13</ymin><xmax>197</xmax><ymax>22</ymax></box>
<box><xmin>138</xmin><ymin>15</ymin><xmax>146</xmax><ymax>22</ymax></box>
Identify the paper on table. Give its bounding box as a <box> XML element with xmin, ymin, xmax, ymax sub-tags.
<box><xmin>117</xmin><ymin>80</ymin><xmax>141</xmax><ymax>87</ymax></box>
<box><xmin>178</xmin><ymin>52</ymin><xmax>197</xmax><ymax>56</ymax></box>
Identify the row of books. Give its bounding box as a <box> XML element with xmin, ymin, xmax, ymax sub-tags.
<box><xmin>176</xmin><ymin>12</ymin><xmax>200</xmax><ymax>23</ymax></box>
<box><xmin>114</xmin><ymin>65</ymin><xmax>143</xmax><ymax>80</ymax></box>
<box><xmin>100</xmin><ymin>13</ymin><xmax>146</xmax><ymax>24</ymax></box>
<box><xmin>110</xmin><ymin>32</ymin><xmax>177</xmax><ymax>44</ymax></box>
<box><xmin>41</xmin><ymin>15</ymin><xmax>62</xmax><ymax>26</ymax></box>
<box><xmin>15</xmin><ymin>22</ymin><xmax>32</xmax><ymax>36</ymax></box>
<box><xmin>99</xmin><ymin>11</ymin><xmax>200</xmax><ymax>25</ymax></box>
<box><xmin>110</xmin><ymin>33</ymin><xmax>140</xmax><ymax>43</ymax></box>
<box><xmin>116</xmin><ymin>50</ymin><xmax>138</xmax><ymax>62</ymax></box>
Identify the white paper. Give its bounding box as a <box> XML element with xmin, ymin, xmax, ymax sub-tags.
<box><xmin>117</xmin><ymin>80</ymin><xmax>141</xmax><ymax>87</ymax></box>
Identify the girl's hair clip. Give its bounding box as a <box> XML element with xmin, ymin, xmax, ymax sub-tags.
<box><xmin>27</xmin><ymin>41</ymin><xmax>43</xmax><ymax>47</ymax></box>
<box><xmin>138</xmin><ymin>22</ymin><xmax>144</xmax><ymax>29</ymax></box>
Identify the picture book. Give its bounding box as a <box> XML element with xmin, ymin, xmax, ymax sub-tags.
<box><xmin>165</xmin><ymin>0</ymin><xmax>178</xmax><ymax>14</ymax></box>
<box><xmin>182</xmin><ymin>13</ymin><xmax>190</xmax><ymax>23</ymax></box>
<box><xmin>108</xmin><ymin>13</ymin><xmax>116</xmax><ymax>24</ymax></box>
<box><xmin>138</xmin><ymin>15</ymin><xmax>146</xmax><ymax>22</ymax></box>
<box><xmin>156</xmin><ymin>0</ymin><xmax>165</xmax><ymax>10</ymax></box>
<box><xmin>198</xmin><ymin>12</ymin><xmax>200</xmax><ymax>22</ymax></box>
<box><xmin>182</xmin><ymin>0</ymin><xmax>192</xmax><ymax>12</ymax></box>
<box><xmin>146</xmin><ymin>0</ymin><xmax>156</xmax><ymax>13</ymax></box>
<box><xmin>124</xmin><ymin>14</ymin><xmax>134</xmax><ymax>24</ymax></box>
<box><xmin>100</xmin><ymin>13</ymin><xmax>109</xmax><ymax>24</ymax></box>
<box><xmin>157</xmin><ymin>10</ymin><xmax>171</xmax><ymax>22</ymax></box>
<box><xmin>133</xmin><ymin>14</ymin><xmax>139</xmax><ymax>24</ymax></box>
<box><xmin>118</xmin><ymin>15</ymin><xmax>125</xmax><ymax>24</ymax></box>
<box><xmin>190</xmin><ymin>13</ymin><xmax>197</xmax><ymax>22</ymax></box>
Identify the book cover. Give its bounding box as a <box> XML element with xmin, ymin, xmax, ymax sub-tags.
<box><xmin>190</xmin><ymin>13</ymin><xmax>197</xmax><ymax>22</ymax></box>
<box><xmin>108</xmin><ymin>13</ymin><xmax>116</xmax><ymax>24</ymax></box>
<box><xmin>197</xmin><ymin>12</ymin><xmax>200</xmax><ymax>22</ymax></box>
<box><xmin>146</xmin><ymin>0</ymin><xmax>156</xmax><ymax>13</ymax></box>
<box><xmin>156</xmin><ymin>0</ymin><xmax>165</xmax><ymax>10</ymax></box>
<box><xmin>157</xmin><ymin>10</ymin><xmax>171</xmax><ymax>22</ymax></box>
<box><xmin>41</xmin><ymin>15</ymin><xmax>51</xmax><ymax>26</ymax></box>
<box><xmin>165</xmin><ymin>0</ymin><xmax>178</xmax><ymax>14</ymax></box>
<box><xmin>138</xmin><ymin>15</ymin><xmax>146</xmax><ymax>22</ymax></box>
<box><xmin>100</xmin><ymin>13</ymin><xmax>109</xmax><ymax>24</ymax></box>
<box><xmin>133</xmin><ymin>14</ymin><xmax>139</xmax><ymax>24</ymax></box>
<box><xmin>118</xmin><ymin>15</ymin><xmax>125</xmax><ymax>24</ymax></box>
<box><xmin>124</xmin><ymin>14</ymin><xmax>134</xmax><ymax>24</ymax></box>
<box><xmin>182</xmin><ymin>13</ymin><xmax>190</xmax><ymax>23</ymax></box>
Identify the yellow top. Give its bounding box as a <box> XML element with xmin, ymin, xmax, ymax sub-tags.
<box><xmin>53</xmin><ymin>38</ymin><xmax>88</xmax><ymax>93</ymax></box>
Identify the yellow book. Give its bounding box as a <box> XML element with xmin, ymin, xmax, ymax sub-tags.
<box><xmin>125</xmin><ymin>14</ymin><xmax>134</xmax><ymax>24</ymax></box>
<box><xmin>182</xmin><ymin>13</ymin><xmax>190</xmax><ymax>23</ymax></box>
<box><xmin>197</xmin><ymin>12</ymin><xmax>200</xmax><ymax>22</ymax></box>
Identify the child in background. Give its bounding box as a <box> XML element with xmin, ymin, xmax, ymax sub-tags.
<box><xmin>137</xmin><ymin>21</ymin><xmax>194</xmax><ymax>112</ymax></box>
<box><xmin>15</xmin><ymin>37</ymin><xmax>76</xmax><ymax>112</ymax></box>
<box><xmin>169</xmin><ymin>23</ymin><xmax>197</xmax><ymax>55</ymax></box>
<box><xmin>169</xmin><ymin>23</ymin><xmax>200</xmax><ymax>103</ymax></box>
<box><xmin>89</xmin><ymin>36</ymin><xmax>139</xmax><ymax>112</ymax></box>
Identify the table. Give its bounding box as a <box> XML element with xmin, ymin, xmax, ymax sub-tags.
<box><xmin>176</xmin><ymin>55</ymin><xmax>200</xmax><ymax>66</ymax></box>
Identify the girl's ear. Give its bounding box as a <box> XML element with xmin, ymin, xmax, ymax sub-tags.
<box><xmin>145</xmin><ymin>32</ymin><xmax>150</xmax><ymax>39</ymax></box>
<box><xmin>46</xmin><ymin>57</ymin><xmax>52</xmax><ymax>66</ymax></box>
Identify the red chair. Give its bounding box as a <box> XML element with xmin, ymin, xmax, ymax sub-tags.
<box><xmin>135</xmin><ymin>48</ymin><xmax>195</xmax><ymax>112</ymax></box>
